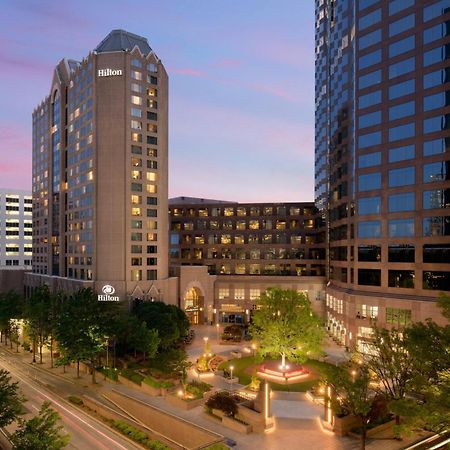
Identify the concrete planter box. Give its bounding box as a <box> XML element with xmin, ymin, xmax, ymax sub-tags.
<box><xmin>224</xmin><ymin>377</ymin><xmax>239</xmax><ymax>384</ymax></box>
<box><xmin>96</xmin><ymin>371</ymin><xmax>118</xmax><ymax>384</ymax></box>
<box><xmin>166</xmin><ymin>394</ymin><xmax>204</xmax><ymax>411</ymax></box>
<box><xmin>211</xmin><ymin>408</ymin><xmax>226</xmax><ymax>419</ymax></box>
<box><xmin>367</xmin><ymin>420</ymin><xmax>395</xmax><ymax>437</ymax></box>
<box><xmin>222</xmin><ymin>416</ymin><xmax>252</xmax><ymax>434</ymax></box>
<box><xmin>333</xmin><ymin>415</ymin><xmax>361</xmax><ymax>436</ymax></box>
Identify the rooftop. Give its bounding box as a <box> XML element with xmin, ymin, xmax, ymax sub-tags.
<box><xmin>95</xmin><ymin>29</ymin><xmax>153</xmax><ymax>56</ymax></box>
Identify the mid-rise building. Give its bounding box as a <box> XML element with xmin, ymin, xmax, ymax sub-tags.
<box><xmin>27</xmin><ymin>30</ymin><xmax>176</xmax><ymax>303</ymax></box>
<box><xmin>169</xmin><ymin>197</ymin><xmax>326</xmax><ymax>324</ymax></box>
<box><xmin>0</xmin><ymin>188</ymin><xmax>32</xmax><ymax>270</ymax></box>
<box><xmin>315</xmin><ymin>0</ymin><xmax>450</xmax><ymax>351</ymax></box>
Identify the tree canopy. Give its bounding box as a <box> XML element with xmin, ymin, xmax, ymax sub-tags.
<box><xmin>11</xmin><ymin>401</ymin><xmax>69</xmax><ymax>450</ymax></box>
<box><xmin>133</xmin><ymin>301</ymin><xmax>189</xmax><ymax>349</ymax></box>
<box><xmin>250</xmin><ymin>288</ymin><xmax>324</xmax><ymax>364</ymax></box>
<box><xmin>0</xmin><ymin>369</ymin><xmax>24</xmax><ymax>428</ymax></box>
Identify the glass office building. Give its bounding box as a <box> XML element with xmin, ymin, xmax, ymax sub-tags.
<box><xmin>315</xmin><ymin>0</ymin><xmax>450</xmax><ymax>351</ymax></box>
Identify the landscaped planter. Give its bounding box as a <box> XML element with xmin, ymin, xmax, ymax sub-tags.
<box><xmin>96</xmin><ymin>370</ymin><xmax>118</xmax><ymax>384</ymax></box>
<box><xmin>333</xmin><ymin>414</ymin><xmax>361</xmax><ymax>436</ymax></box>
<box><xmin>140</xmin><ymin>382</ymin><xmax>162</xmax><ymax>396</ymax></box>
<box><xmin>348</xmin><ymin>419</ymin><xmax>395</xmax><ymax>439</ymax></box>
<box><xmin>222</xmin><ymin>416</ymin><xmax>252</xmax><ymax>434</ymax></box>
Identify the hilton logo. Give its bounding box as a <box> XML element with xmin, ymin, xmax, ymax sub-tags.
<box><xmin>97</xmin><ymin>68</ymin><xmax>123</xmax><ymax>77</ymax></box>
<box><xmin>98</xmin><ymin>284</ymin><xmax>120</xmax><ymax>302</ymax></box>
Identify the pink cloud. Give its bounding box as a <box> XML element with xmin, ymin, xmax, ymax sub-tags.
<box><xmin>169</xmin><ymin>67</ymin><xmax>205</xmax><ymax>77</ymax></box>
<box><xmin>215</xmin><ymin>58</ymin><xmax>242</xmax><ymax>68</ymax></box>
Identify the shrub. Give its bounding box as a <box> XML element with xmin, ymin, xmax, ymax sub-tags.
<box><xmin>196</xmin><ymin>355</ymin><xmax>209</xmax><ymax>372</ymax></box>
<box><xmin>205</xmin><ymin>391</ymin><xmax>238</xmax><ymax>417</ymax></box>
<box><xmin>120</xmin><ymin>368</ymin><xmax>143</xmax><ymax>384</ymax></box>
<box><xmin>186</xmin><ymin>380</ymin><xmax>211</xmax><ymax>399</ymax></box>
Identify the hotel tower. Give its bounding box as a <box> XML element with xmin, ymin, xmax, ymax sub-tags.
<box><xmin>315</xmin><ymin>0</ymin><xmax>450</xmax><ymax>351</ymax></box>
<box><xmin>27</xmin><ymin>30</ymin><xmax>177</xmax><ymax>303</ymax></box>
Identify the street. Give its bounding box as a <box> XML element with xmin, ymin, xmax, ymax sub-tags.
<box><xmin>0</xmin><ymin>351</ymin><xmax>139</xmax><ymax>450</ymax></box>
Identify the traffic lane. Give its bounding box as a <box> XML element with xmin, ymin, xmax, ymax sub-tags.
<box><xmin>0</xmin><ymin>358</ymin><xmax>138</xmax><ymax>450</ymax></box>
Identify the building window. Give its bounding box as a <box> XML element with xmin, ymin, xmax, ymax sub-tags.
<box><xmin>218</xmin><ymin>288</ymin><xmax>229</xmax><ymax>300</ymax></box>
<box><xmin>423</xmin><ymin>216</ymin><xmax>450</xmax><ymax>236</ymax></box>
<box><xmin>358</xmin><ymin>220</ymin><xmax>382</xmax><ymax>239</ymax></box>
<box><xmin>358</xmin><ymin>172</ymin><xmax>381</xmax><ymax>191</ymax></box>
<box><xmin>358</xmin><ymin>269</ymin><xmax>381</xmax><ymax>286</ymax></box>
<box><xmin>423</xmin><ymin>138</ymin><xmax>450</xmax><ymax>156</ymax></box>
<box><xmin>359</xmin><ymin>304</ymin><xmax>378</xmax><ymax>319</ymax></box>
<box><xmin>358</xmin><ymin>245</ymin><xmax>381</xmax><ymax>262</ymax></box>
<box><xmin>388</xmin><ymin>270</ymin><xmax>415</xmax><ymax>288</ymax></box>
<box><xmin>423</xmin><ymin>189</ymin><xmax>450</xmax><ymax>209</ymax></box>
<box><xmin>359</xmin><ymin>9</ymin><xmax>381</xmax><ymax>31</ymax></box>
<box><xmin>389</xmin><ymin>14</ymin><xmax>415</xmax><ymax>37</ymax></box>
<box><xmin>358</xmin><ymin>196</ymin><xmax>381</xmax><ymax>215</ymax></box>
<box><xmin>359</xmin><ymin>29</ymin><xmax>382</xmax><ymax>51</ymax></box>
<box><xmin>359</xmin><ymin>69</ymin><xmax>382</xmax><ymax>89</ymax></box>
<box><xmin>388</xmin><ymin>245</ymin><xmax>415</xmax><ymax>262</ymax></box>
<box><xmin>388</xmin><ymin>79</ymin><xmax>415</xmax><ymax>100</ymax></box>
<box><xmin>423</xmin><ymin>161</ymin><xmax>449</xmax><ymax>183</ymax></box>
<box><xmin>131</xmin><ymin>269</ymin><xmax>142</xmax><ymax>281</ymax></box>
<box><xmin>388</xmin><ymin>122</ymin><xmax>415</xmax><ymax>142</ymax></box>
<box><xmin>389</xmin><ymin>144</ymin><xmax>415</xmax><ymax>162</ymax></box>
<box><xmin>358</xmin><ymin>131</ymin><xmax>381</xmax><ymax>149</ymax></box>
<box><xmin>423</xmin><ymin>271</ymin><xmax>450</xmax><ymax>290</ymax></box>
<box><xmin>389</xmin><ymin>57</ymin><xmax>415</xmax><ymax>79</ymax></box>
<box><xmin>235</xmin><ymin>264</ymin><xmax>246</xmax><ymax>275</ymax></box>
<box><xmin>359</xmin><ymin>110</ymin><xmax>381</xmax><ymax>129</ymax></box>
<box><xmin>389</xmin><ymin>218</ymin><xmax>415</xmax><ymax>237</ymax></box>
<box><xmin>386</xmin><ymin>307</ymin><xmax>412</xmax><ymax>325</ymax></box>
<box><xmin>388</xmin><ymin>192</ymin><xmax>415</xmax><ymax>212</ymax></box>
<box><xmin>147</xmin><ymin>270</ymin><xmax>157</xmax><ymax>280</ymax></box>
<box><xmin>388</xmin><ymin>166</ymin><xmax>415</xmax><ymax>186</ymax></box>
<box><xmin>389</xmin><ymin>101</ymin><xmax>415</xmax><ymax>120</ymax></box>
<box><xmin>359</xmin><ymin>152</ymin><xmax>381</xmax><ymax>168</ymax></box>
<box><xmin>423</xmin><ymin>244</ymin><xmax>450</xmax><ymax>263</ymax></box>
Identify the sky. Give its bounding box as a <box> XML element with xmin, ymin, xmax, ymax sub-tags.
<box><xmin>0</xmin><ymin>0</ymin><xmax>315</xmax><ymax>202</ymax></box>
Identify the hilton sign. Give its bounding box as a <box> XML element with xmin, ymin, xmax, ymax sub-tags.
<box><xmin>98</xmin><ymin>284</ymin><xmax>120</xmax><ymax>302</ymax></box>
<box><xmin>97</xmin><ymin>68</ymin><xmax>123</xmax><ymax>77</ymax></box>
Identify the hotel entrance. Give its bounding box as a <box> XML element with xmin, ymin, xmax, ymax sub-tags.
<box><xmin>184</xmin><ymin>287</ymin><xmax>204</xmax><ymax>325</ymax></box>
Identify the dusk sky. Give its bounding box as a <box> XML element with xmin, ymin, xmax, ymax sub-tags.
<box><xmin>0</xmin><ymin>0</ymin><xmax>315</xmax><ymax>202</ymax></box>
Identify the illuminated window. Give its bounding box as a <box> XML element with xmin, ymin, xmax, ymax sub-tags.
<box><xmin>235</xmin><ymin>235</ymin><xmax>244</xmax><ymax>244</ymax></box>
<box><xmin>234</xmin><ymin>288</ymin><xmax>245</xmax><ymax>299</ymax></box>
<box><xmin>218</xmin><ymin>288</ymin><xmax>229</xmax><ymax>299</ymax></box>
<box><xmin>131</xmin><ymin>95</ymin><xmax>142</xmax><ymax>105</ymax></box>
<box><xmin>146</xmin><ymin>172</ymin><xmax>157</xmax><ymax>182</ymax></box>
<box><xmin>221</xmin><ymin>234</ymin><xmax>231</xmax><ymax>244</ymax></box>
<box><xmin>131</xmin><ymin>120</ymin><xmax>142</xmax><ymax>130</ymax></box>
<box><xmin>131</xmin><ymin>269</ymin><xmax>142</xmax><ymax>281</ymax></box>
<box><xmin>131</xmin><ymin>70</ymin><xmax>142</xmax><ymax>81</ymax></box>
<box><xmin>235</xmin><ymin>264</ymin><xmax>246</xmax><ymax>275</ymax></box>
<box><xmin>250</xmin><ymin>289</ymin><xmax>260</xmax><ymax>300</ymax></box>
<box><xmin>146</xmin><ymin>184</ymin><xmax>157</xmax><ymax>193</ymax></box>
<box><xmin>249</xmin><ymin>264</ymin><xmax>260</xmax><ymax>275</ymax></box>
<box><xmin>131</xmin><ymin>170</ymin><xmax>141</xmax><ymax>180</ymax></box>
<box><xmin>131</xmin><ymin>207</ymin><xmax>141</xmax><ymax>216</ymax></box>
<box><xmin>131</xmin><ymin>195</ymin><xmax>141</xmax><ymax>205</ymax></box>
<box><xmin>237</xmin><ymin>207</ymin><xmax>246</xmax><ymax>216</ymax></box>
<box><xmin>249</xmin><ymin>220</ymin><xmax>259</xmax><ymax>230</ymax></box>
<box><xmin>131</xmin><ymin>132</ymin><xmax>142</xmax><ymax>142</ymax></box>
<box><xmin>224</xmin><ymin>207</ymin><xmax>234</xmax><ymax>216</ymax></box>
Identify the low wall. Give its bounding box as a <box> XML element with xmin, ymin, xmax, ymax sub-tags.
<box><xmin>236</xmin><ymin>404</ymin><xmax>266</xmax><ymax>433</ymax></box>
<box><xmin>222</xmin><ymin>416</ymin><xmax>252</xmax><ymax>434</ymax></box>
<box><xmin>165</xmin><ymin>394</ymin><xmax>204</xmax><ymax>411</ymax></box>
<box><xmin>333</xmin><ymin>415</ymin><xmax>361</xmax><ymax>436</ymax></box>
<box><xmin>104</xmin><ymin>389</ymin><xmax>223</xmax><ymax>450</ymax></box>
<box><xmin>81</xmin><ymin>395</ymin><xmax>178</xmax><ymax>450</ymax></box>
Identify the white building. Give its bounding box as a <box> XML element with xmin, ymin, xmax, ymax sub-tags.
<box><xmin>0</xmin><ymin>188</ymin><xmax>32</xmax><ymax>270</ymax></box>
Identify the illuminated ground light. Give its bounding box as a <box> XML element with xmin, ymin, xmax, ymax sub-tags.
<box><xmin>257</xmin><ymin>360</ymin><xmax>310</xmax><ymax>384</ymax></box>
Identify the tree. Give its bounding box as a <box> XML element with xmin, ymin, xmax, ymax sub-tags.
<box><xmin>133</xmin><ymin>301</ymin><xmax>189</xmax><ymax>349</ymax></box>
<box><xmin>437</xmin><ymin>293</ymin><xmax>450</xmax><ymax>320</ymax></box>
<box><xmin>250</xmin><ymin>288</ymin><xmax>324</xmax><ymax>366</ymax></box>
<box><xmin>0</xmin><ymin>369</ymin><xmax>24</xmax><ymax>428</ymax></box>
<box><xmin>11</xmin><ymin>401</ymin><xmax>70</xmax><ymax>449</ymax></box>
<box><xmin>323</xmin><ymin>364</ymin><xmax>375</xmax><ymax>450</ymax></box>
<box><xmin>0</xmin><ymin>291</ymin><xmax>23</xmax><ymax>347</ymax></box>
<box><xmin>24</xmin><ymin>285</ymin><xmax>53</xmax><ymax>364</ymax></box>
<box><xmin>360</xmin><ymin>326</ymin><xmax>414</xmax><ymax>435</ymax></box>
<box><xmin>56</xmin><ymin>288</ymin><xmax>116</xmax><ymax>383</ymax></box>
<box><xmin>129</xmin><ymin>320</ymin><xmax>159</xmax><ymax>361</ymax></box>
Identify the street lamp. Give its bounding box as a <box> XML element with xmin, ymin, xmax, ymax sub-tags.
<box><xmin>216</xmin><ymin>323</ymin><xmax>220</xmax><ymax>341</ymax></box>
<box><xmin>230</xmin><ymin>365</ymin><xmax>234</xmax><ymax>392</ymax></box>
<box><xmin>251</xmin><ymin>343</ymin><xmax>257</xmax><ymax>357</ymax></box>
<box><xmin>351</xmin><ymin>369</ymin><xmax>357</xmax><ymax>382</ymax></box>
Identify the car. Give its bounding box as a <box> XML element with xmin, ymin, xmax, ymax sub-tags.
<box><xmin>224</xmin><ymin>437</ymin><xmax>237</xmax><ymax>447</ymax></box>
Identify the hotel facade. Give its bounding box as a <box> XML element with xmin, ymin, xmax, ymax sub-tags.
<box><xmin>315</xmin><ymin>0</ymin><xmax>450</xmax><ymax>351</ymax></box>
<box><xmin>169</xmin><ymin>197</ymin><xmax>327</xmax><ymax>324</ymax></box>
<box><xmin>27</xmin><ymin>30</ymin><xmax>177</xmax><ymax>303</ymax></box>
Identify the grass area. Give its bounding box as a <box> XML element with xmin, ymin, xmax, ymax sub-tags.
<box><xmin>97</xmin><ymin>366</ymin><xmax>119</xmax><ymax>381</ymax></box>
<box><xmin>142</xmin><ymin>375</ymin><xmax>174</xmax><ymax>389</ymax></box>
<box><xmin>219</xmin><ymin>356</ymin><xmax>334</xmax><ymax>392</ymax></box>
<box><xmin>120</xmin><ymin>368</ymin><xmax>144</xmax><ymax>385</ymax></box>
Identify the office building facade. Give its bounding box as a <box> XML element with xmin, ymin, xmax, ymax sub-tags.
<box><xmin>315</xmin><ymin>0</ymin><xmax>450</xmax><ymax>350</ymax></box>
<box><xmin>27</xmin><ymin>30</ymin><xmax>177</xmax><ymax>303</ymax></box>
<box><xmin>0</xmin><ymin>188</ymin><xmax>32</xmax><ymax>270</ymax></box>
<box><xmin>169</xmin><ymin>197</ymin><xmax>326</xmax><ymax>324</ymax></box>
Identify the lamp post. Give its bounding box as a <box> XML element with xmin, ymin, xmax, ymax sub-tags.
<box><xmin>351</xmin><ymin>369</ymin><xmax>357</xmax><ymax>382</ymax></box>
<box><xmin>251</xmin><ymin>343</ymin><xmax>257</xmax><ymax>357</ymax></box>
<box><xmin>230</xmin><ymin>365</ymin><xmax>234</xmax><ymax>392</ymax></box>
<box><xmin>216</xmin><ymin>323</ymin><xmax>220</xmax><ymax>341</ymax></box>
